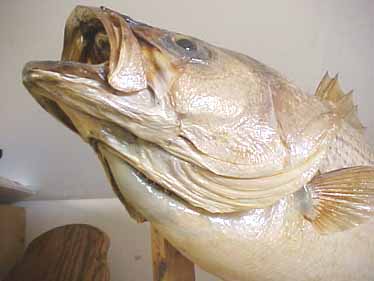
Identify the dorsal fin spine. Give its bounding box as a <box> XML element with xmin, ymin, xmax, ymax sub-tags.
<box><xmin>315</xmin><ymin>72</ymin><xmax>365</xmax><ymax>133</ymax></box>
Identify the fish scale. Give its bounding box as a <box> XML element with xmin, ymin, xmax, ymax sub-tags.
<box><xmin>320</xmin><ymin>122</ymin><xmax>374</xmax><ymax>173</ymax></box>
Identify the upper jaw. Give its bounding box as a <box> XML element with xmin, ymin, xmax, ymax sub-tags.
<box><xmin>22</xmin><ymin>59</ymin><xmax>172</xmax><ymax>138</ymax></box>
<box><xmin>23</xmin><ymin>60</ymin><xmax>108</xmax><ymax>83</ymax></box>
<box><xmin>22</xmin><ymin>60</ymin><xmax>108</xmax><ymax>136</ymax></box>
<box><xmin>22</xmin><ymin>60</ymin><xmax>110</xmax><ymax>117</ymax></box>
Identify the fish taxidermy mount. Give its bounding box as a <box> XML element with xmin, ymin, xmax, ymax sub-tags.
<box><xmin>23</xmin><ymin>6</ymin><xmax>374</xmax><ymax>281</ymax></box>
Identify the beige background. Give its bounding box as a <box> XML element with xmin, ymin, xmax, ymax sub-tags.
<box><xmin>1</xmin><ymin>1</ymin><xmax>373</xmax><ymax>280</ymax></box>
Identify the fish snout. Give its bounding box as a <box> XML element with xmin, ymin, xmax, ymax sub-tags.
<box><xmin>22</xmin><ymin>61</ymin><xmax>60</xmax><ymax>84</ymax></box>
<box><xmin>23</xmin><ymin>60</ymin><xmax>108</xmax><ymax>86</ymax></box>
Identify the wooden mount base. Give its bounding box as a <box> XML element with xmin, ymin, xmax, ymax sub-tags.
<box><xmin>3</xmin><ymin>224</ymin><xmax>110</xmax><ymax>281</ymax></box>
<box><xmin>151</xmin><ymin>226</ymin><xmax>196</xmax><ymax>281</ymax></box>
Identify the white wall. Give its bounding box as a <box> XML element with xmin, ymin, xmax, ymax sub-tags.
<box><xmin>17</xmin><ymin>199</ymin><xmax>217</xmax><ymax>281</ymax></box>
<box><xmin>1</xmin><ymin>0</ymin><xmax>373</xmax><ymax>200</ymax></box>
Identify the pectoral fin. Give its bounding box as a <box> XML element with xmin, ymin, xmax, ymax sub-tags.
<box><xmin>298</xmin><ymin>166</ymin><xmax>374</xmax><ymax>234</ymax></box>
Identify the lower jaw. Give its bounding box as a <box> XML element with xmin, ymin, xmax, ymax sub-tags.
<box><xmin>93</xmin><ymin>141</ymin><xmax>183</xmax><ymax>223</ymax></box>
<box><xmin>94</xmin><ymin>141</ymin><xmax>176</xmax><ymax>202</ymax></box>
<box><xmin>30</xmin><ymin>89</ymin><xmax>80</xmax><ymax>134</ymax></box>
<box><xmin>32</xmin><ymin>91</ymin><xmax>193</xmax><ymax>215</ymax></box>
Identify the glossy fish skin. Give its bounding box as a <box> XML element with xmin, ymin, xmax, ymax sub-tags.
<box><xmin>22</xmin><ymin>6</ymin><xmax>374</xmax><ymax>281</ymax></box>
<box><xmin>102</xmin><ymin>146</ymin><xmax>374</xmax><ymax>281</ymax></box>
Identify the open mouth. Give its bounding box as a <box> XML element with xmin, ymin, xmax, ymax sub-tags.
<box><xmin>22</xmin><ymin>6</ymin><xmax>207</xmax><ymax>214</ymax></box>
<box><xmin>62</xmin><ymin>7</ymin><xmax>111</xmax><ymax>64</ymax></box>
<box><xmin>22</xmin><ymin>61</ymin><xmax>108</xmax><ymax>137</ymax></box>
<box><xmin>23</xmin><ymin>63</ymin><xmax>181</xmax><ymax>209</ymax></box>
<box><xmin>22</xmin><ymin>5</ymin><xmax>135</xmax><ymax>136</ymax></box>
<box><xmin>22</xmin><ymin>5</ymin><xmax>155</xmax><ymax>180</ymax></box>
<box><xmin>22</xmin><ymin>5</ymin><xmax>167</xmax><ymax>137</ymax></box>
<box><xmin>22</xmin><ymin>5</ymin><xmax>117</xmax><ymax>134</ymax></box>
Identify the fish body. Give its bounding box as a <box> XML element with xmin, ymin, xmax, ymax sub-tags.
<box><xmin>104</xmin><ymin>148</ymin><xmax>374</xmax><ymax>281</ymax></box>
<box><xmin>22</xmin><ymin>6</ymin><xmax>374</xmax><ymax>281</ymax></box>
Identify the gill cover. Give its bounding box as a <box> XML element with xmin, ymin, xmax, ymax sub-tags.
<box><xmin>153</xmin><ymin>56</ymin><xmax>341</xmax><ymax>212</ymax></box>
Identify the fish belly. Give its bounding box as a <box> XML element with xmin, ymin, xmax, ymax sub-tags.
<box><xmin>103</xmin><ymin>147</ymin><xmax>374</xmax><ymax>281</ymax></box>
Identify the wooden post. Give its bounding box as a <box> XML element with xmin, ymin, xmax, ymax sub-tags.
<box><xmin>0</xmin><ymin>205</ymin><xmax>25</xmax><ymax>279</ymax></box>
<box><xmin>151</xmin><ymin>226</ymin><xmax>195</xmax><ymax>281</ymax></box>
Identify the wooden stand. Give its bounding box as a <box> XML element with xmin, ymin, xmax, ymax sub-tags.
<box><xmin>151</xmin><ymin>226</ymin><xmax>195</xmax><ymax>281</ymax></box>
<box><xmin>3</xmin><ymin>224</ymin><xmax>110</xmax><ymax>281</ymax></box>
<box><xmin>0</xmin><ymin>176</ymin><xmax>33</xmax><ymax>278</ymax></box>
<box><xmin>0</xmin><ymin>205</ymin><xmax>25</xmax><ymax>279</ymax></box>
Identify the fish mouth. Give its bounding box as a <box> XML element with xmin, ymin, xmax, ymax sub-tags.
<box><xmin>22</xmin><ymin>59</ymin><xmax>182</xmax><ymax>208</ymax></box>
<box><xmin>22</xmin><ymin>5</ymin><xmax>178</xmax><ymax>136</ymax></box>
<box><xmin>22</xmin><ymin>76</ymin><xmax>79</xmax><ymax>134</ymax></box>
<box><xmin>22</xmin><ymin>60</ymin><xmax>109</xmax><ymax>134</ymax></box>
<box><xmin>22</xmin><ymin>6</ymin><xmax>184</xmax><ymax>206</ymax></box>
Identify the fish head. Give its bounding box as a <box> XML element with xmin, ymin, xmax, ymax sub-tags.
<box><xmin>23</xmin><ymin>6</ymin><xmax>335</xmax><ymax>213</ymax></box>
<box><xmin>22</xmin><ymin>6</ymin><xmax>247</xmax><ymax>147</ymax></box>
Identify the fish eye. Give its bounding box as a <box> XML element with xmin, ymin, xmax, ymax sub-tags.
<box><xmin>160</xmin><ymin>34</ymin><xmax>211</xmax><ymax>64</ymax></box>
<box><xmin>175</xmin><ymin>38</ymin><xmax>197</xmax><ymax>52</ymax></box>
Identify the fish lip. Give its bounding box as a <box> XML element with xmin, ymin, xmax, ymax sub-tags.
<box><xmin>62</xmin><ymin>5</ymin><xmax>160</xmax><ymax>60</ymax></box>
<box><xmin>99</xmin><ymin>6</ymin><xmax>151</xmax><ymax>28</ymax></box>
<box><xmin>23</xmin><ymin>61</ymin><xmax>59</xmax><ymax>84</ymax></box>
<box><xmin>22</xmin><ymin>60</ymin><xmax>110</xmax><ymax>135</ymax></box>
<box><xmin>22</xmin><ymin>63</ymin><xmax>79</xmax><ymax>134</ymax></box>
<box><xmin>22</xmin><ymin>59</ymin><xmax>109</xmax><ymax>101</ymax></box>
<box><xmin>22</xmin><ymin>60</ymin><xmax>106</xmax><ymax>111</ymax></box>
<box><xmin>23</xmin><ymin>60</ymin><xmax>108</xmax><ymax>84</ymax></box>
<box><xmin>62</xmin><ymin>5</ymin><xmax>177</xmax><ymax>66</ymax></box>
